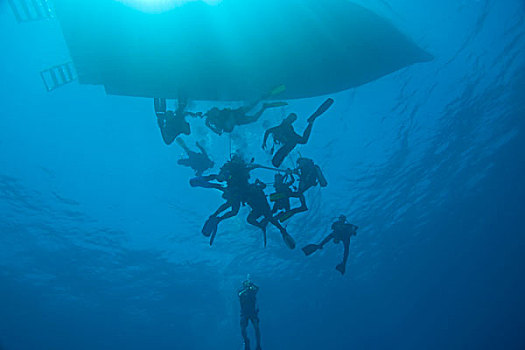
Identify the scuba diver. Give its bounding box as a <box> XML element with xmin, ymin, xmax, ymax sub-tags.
<box><xmin>245</xmin><ymin>179</ymin><xmax>296</xmax><ymax>249</ymax></box>
<box><xmin>269</xmin><ymin>172</ymin><xmax>295</xmax><ymax>215</ymax></box>
<box><xmin>238</xmin><ymin>277</ymin><xmax>262</xmax><ymax>350</ymax></box>
<box><xmin>302</xmin><ymin>215</ymin><xmax>358</xmax><ymax>275</ymax></box>
<box><xmin>175</xmin><ymin>138</ymin><xmax>214</xmax><ymax>176</ymax></box>
<box><xmin>201</xmin><ymin>155</ymin><xmax>256</xmax><ymax>245</ymax></box>
<box><xmin>262</xmin><ymin>98</ymin><xmax>334</xmax><ymax>168</ymax></box>
<box><xmin>277</xmin><ymin>157</ymin><xmax>327</xmax><ymax>222</ymax></box>
<box><xmin>154</xmin><ymin>98</ymin><xmax>192</xmax><ymax>145</ymax></box>
<box><xmin>201</xmin><ymin>85</ymin><xmax>288</xmax><ymax>135</ymax></box>
<box><xmin>202</xmin><ymin>101</ymin><xmax>287</xmax><ymax>135</ymax></box>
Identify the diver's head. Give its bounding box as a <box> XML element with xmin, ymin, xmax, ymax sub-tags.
<box><xmin>338</xmin><ymin>215</ymin><xmax>347</xmax><ymax>222</ymax></box>
<box><xmin>243</xmin><ymin>280</ymin><xmax>252</xmax><ymax>288</ymax></box>
<box><xmin>177</xmin><ymin>97</ymin><xmax>188</xmax><ymax>110</ymax></box>
<box><xmin>217</xmin><ymin>172</ymin><xmax>228</xmax><ymax>182</ymax></box>
<box><xmin>243</xmin><ymin>274</ymin><xmax>252</xmax><ymax>288</ymax></box>
<box><xmin>231</xmin><ymin>153</ymin><xmax>245</xmax><ymax>164</ymax></box>
<box><xmin>297</xmin><ymin>157</ymin><xmax>310</xmax><ymax>167</ymax></box>
<box><xmin>284</xmin><ymin>113</ymin><xmax>298</xmax><ymax>124</ymax></box>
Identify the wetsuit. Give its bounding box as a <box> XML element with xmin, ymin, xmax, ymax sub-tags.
<box><xmin>239</xmin><ymin>282</ymin><xmax>261</xmax><ymax>350</ymax></box>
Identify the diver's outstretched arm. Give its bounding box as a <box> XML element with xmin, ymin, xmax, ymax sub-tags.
<box><xmin>186</xmin><ymin>111</ymin><xmax>203</xmax><ymax>118</ymax></box>
<box><xmin>251</xmin><ymin>163</ymin><xmax>287</xmax><ymax>173</ymax></box>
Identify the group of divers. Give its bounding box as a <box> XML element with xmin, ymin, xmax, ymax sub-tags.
<box><xmin>154</xmin><ymin>86</ymin><xmax>358</xmax><ymax>349</ymax></box>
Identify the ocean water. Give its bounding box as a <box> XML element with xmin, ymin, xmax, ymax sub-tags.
<box><xmin>1</xmin><ymin>1</ymin><xmax>524</xmax><ymax>349</ymax></box>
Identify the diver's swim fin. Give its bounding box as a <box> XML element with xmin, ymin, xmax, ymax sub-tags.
<box><xmin>302</xmin><ymin>244</ymin><xmax>320</xmax><ymax>256</ymax></box>
<box><xmin>209</xmin><ymin>224</ymin><xmax>218</xmax><ymax>246</ymax></box>
<box><xmin>269</xmin><ymin>84</ymin><xmax>286</xmax><ymax>96</ymax></box>
<box><xmin>282</xmin><ymin>232</ymin><xmax>296</xmax><ymax>249</ymax></box>
<box><xmin>269</xmin><ymin>192</ymin><xmax>287</xmax><ymax>202</ymax></box>
<box><xmin>263</xmin><ymin>101</ymin><xmax>288</xmax><ymax>109</ymax></box>
<box><xmin>336</xmin><ymin>263</ymin><xmax>346</xmax><ymax>275</ymax></box>
<box><xmin>202</xmin><ymin>216</ymin><xmax>219</xmax><ymax>238</ymax></box>
<box><xmin>307</xmin><ymin>98</ymin><xmax>334</xmax><ymax>123</ymax></box>
<box><xmin>278</xmin><ymin>210</ymin><xmax>294</xmax><ymax>223</ymax></box>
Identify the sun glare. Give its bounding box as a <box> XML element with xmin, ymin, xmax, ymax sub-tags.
<box><xmin>118</xmin><ymin>0</ymin><xmax>221</xmax><ymax>13</ymax></box>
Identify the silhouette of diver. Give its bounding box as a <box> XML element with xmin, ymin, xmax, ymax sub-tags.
<box><xmin>154</xmin><ymin>98</ymin><xmax>192</xmax><ymax>145</ymax></box>
<box><xmin>202</xmin><ymin>100</ymin><xmax>287</xmax><ymax>135</ymax></box>
<box><xmin>269</xmin><ymin>172</ymin><xmax>295</xmax><ymax>215</ymax></box>
<box><xmin>238</xmin><ymin>277</ymin><xmax>262</xmax><ymax>350</ymax></box>
<box><xmin>244</xmin><ymin>179</ymin><xmax>295</xmax><ymax>249</ymax></box>
<box><xmin>277</xmin><ymin>157</ymin><xmax>327</xmax><ymax>223</ymax></box>
<box><xmin>262</xmin><ymin>98</ymin><xmax>334</xmax><ymax>167</ymax></box>
<box><xmin>201</xmin><ymin>155</ymin><xmax>255</xmax><ymax>245</ymax></box>
<box><xmin>302</xmin><ymin>215</ymin><xmax>358</xmax><ymax>275</ymax></box>
<box><xmin>200</xmin><ymin>85</ymin><xmax>288</xmax><ymax>135</ymax></box>
<box><xmin>176</xmin><ymin>138</ymin><xmax>214</xmax><ymax>176</ymax></box>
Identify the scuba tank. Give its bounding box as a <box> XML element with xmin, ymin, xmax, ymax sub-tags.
<box><xmin>315</xmin><ymin>165</ymin><xmax>328</xmax><ymax>187</ymax></box>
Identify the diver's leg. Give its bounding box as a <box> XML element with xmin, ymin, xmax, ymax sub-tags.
<box><xmin>271</xmin><ymin>202</ymin><xmax>279</xmax><ymax>214</ymax></box>
<box><xmin>212</xmin><ymin>202</ymin><xmax>231</xmax><ymax>217</ymax></box>
<box><xmin>298</xmin><ymin>182</ymin><xmax>313</xmax><ymax>195</ymax></box>
<box><xmin>247</xmin><ymin>211</ymin><xmax>263</xmax><ymax>230</ymax></box>
<box><xmin>295</xmin><ymin>192</ymin><xmax>309</xmax><ymax>213</ymax></box>
<box><xmin>154</xmin><ymin>98</ymin><xmax>166</xmax><ymax>116</ymax></box>
<box><xmin>218</xmin><ymin>200</ymin><xmax>241</xmax><ymax>221</ymax></box>
<box><xmin>336</xmin><ymin>240</ymin><xmax>350</xmax><ymax>275</ymax></box>
<box><xmin>277</xmin><ymin>193</ymin><xmax>307</xmax><ymax>222</ymax></box>
<box><xmin>297</xmin><ymin>122</ymin><xmax>314</xmax><ymax>144</ymax></box>
<box><xmin>241</xmin><ymin>317</ymin><xmax>250</xmax><ymax>350</ymax></box>
<box><xmin>272</xmin><ymin>143</ymin><xmax>296</xmax><ymax>168</ymax></box>
<box><xmin>252</xmin><ymin>317</ymin><xmax>262</xmax><ymax>350</ymax></box>
<box><xmin>268</xmin><ymin>215</ymin><xmax>286</xmax><ymax>234</ymax></box>
<box><xmin>161</xmin><ymin>131</ymin><xmax>176</xmax><ymax>146</ymax></box>
<box><xmin>284</xmin><ymin>199</ymin><xmax>291</xmax><ymax>212</ymax></box>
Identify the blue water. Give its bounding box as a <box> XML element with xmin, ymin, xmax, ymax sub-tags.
<box><xmin>1</xmin><ymin>1</ymin><xmax>525</xmax><ymax>349</ymax></box>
